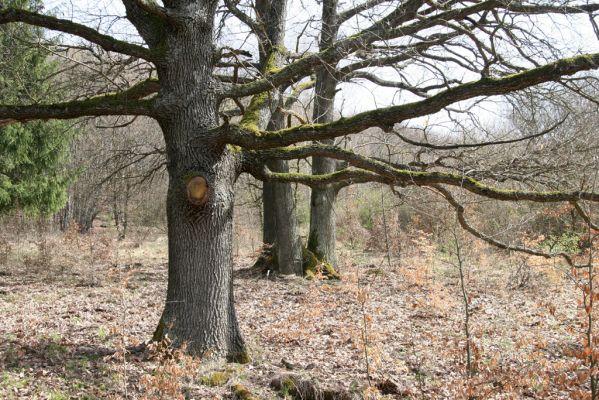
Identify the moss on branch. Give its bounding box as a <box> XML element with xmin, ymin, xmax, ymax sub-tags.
<box><xmin>227</xmin><ymin>52</ymin><xmax>599</xmax><ymax>149</ymax></box>
<box><xmin>0</xmin><ymin>82</ymin><xmax>157</xmax><ymax>123</ymax></box>
<box><xmin>251</xmin><ymin>145</ymin><xmax>599</xmax><ymax>205</ymax></box>
<box><xmin>238</xmin><ymin>49</ymin><xmax>283</xmax><ymax>132</ymax></box>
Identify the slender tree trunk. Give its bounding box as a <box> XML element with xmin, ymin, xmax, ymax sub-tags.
<box><xmin>308</xmin><ymin>166</ymin><xmax>337</xmax><ymax>265</ymax></box>
<box><xmin>56</xmin><ymin>191</ymin><xmax>72</xmax><ymax>231</ymax></box>
<box><xmin>117</xmin><ymin>180</ymin><xmax>129</xmax><ymax>240</ymax></box>
<box><xmin>112</xmin><ymin>184</ymin><xmax>121</xmax><ymax>233</ymax></box>
<box><xmin>256</xmin><ymin>0</ymin><xmax>302</xmax><ymax>275</ymax></box>
<box><xmin>262</xmin><ymin>182</ymin><xmax>276</xmax><ymax>245</ymax></box>
<box><xmin>308</xmin><ymin>0</ymin><xmax>340</xmax><ymax>267</ymax></box>
<box><xmin>268</xmin><ymin>114</ymin><xmax>302</xmax><ymax>275</ymax></box>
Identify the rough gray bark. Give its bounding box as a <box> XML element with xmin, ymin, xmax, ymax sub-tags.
<box><xmin>157</xmin><ymin>147</ymin><xmax>245</xmax><ymax>359</ymax></box>
<box><xmin>260</xmin><ymin>130</ymin><xmax>303</xmax><ymax>275</ymax></box>
<box><xmin>126</xmin><ymin>1</ymin><xmax>246</xmax><ymax>359</ymax></box>
<box><xmin>308</xmin><ymin>0</ymin><xmax>340</xmax><ymax>267</ymax></box>
<box><xmin>262</xmin><ymin>181</ymin><xmax>277</xmax><ymax>245</ymax></box>
<box><xmin>112</xmin><ymin>180</ymin><xmax>130</xmax><ymax>240</ymax></box>
<box><xmin>267</xmin><ymin>117</ymin><xmax>302</xmax><ymax>275</ymax></box>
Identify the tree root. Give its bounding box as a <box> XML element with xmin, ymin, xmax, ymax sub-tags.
<box><xmin>250</xmin><ymin>244</ymin><xmax>340</xmax><ymax>280</ymax></box>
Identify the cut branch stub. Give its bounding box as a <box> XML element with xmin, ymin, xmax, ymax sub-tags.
<box><xmin>186</xmin><ymin>175</ymin><xmax>209</xmax><ymax>205</ymax></box>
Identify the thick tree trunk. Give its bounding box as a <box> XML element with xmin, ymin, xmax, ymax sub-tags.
<box><xmin>258</xmin><ymin>141</ymin><xmax>302</xmax><ymax>275</ymax></box>
<box><xmin>308</xmin><ymin>159</ymin><xmax>337</xmax><ymax>266</ymax></box>
<box><xmin>147</xmin><ymin>6</ymin><xmax>246</xmax><ymax>360</ymax></box>
<box><xmin>307</xmin><ymin>76</ymin><xmax>338</xmax><ymax>266</ymax></box>
<box><xmin>155</xmin><ymin>147</ymin><xmax>246</xmax><ymax>360</ymax></box>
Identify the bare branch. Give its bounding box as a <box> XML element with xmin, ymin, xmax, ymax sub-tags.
<box><xmin>504</xmin><ymin>2</ymin><xmax>599</xmax><ymax>15</ymax></box>
<box><xmin>393</xmin><ymin>112</ymin><xmax>569</xmax><ymax>150</ymax></box>
<box><xmin>0</xmin><ymin>7</ymin><xmax>154</xmax><ymax>61</ymax></box>
<box><xmin>337</xmin><ymin>0</ymin><xmax>393</xmax><ymax>24</ymax></box>
<box><xmin>223</xmin><ymin>0</ymin><xmax>263</xmax><ymax>38</ymax></box>
<box><xmin>431</xmin><ymin>184</ymin><xmax>581</xmax><ymax>267</ymax></box>
<box><xmin>224</xmin><ymin>1</ymin><xmax>599</xmax><ymax>99</ymax></box>
<box><xmin>226</xmin><ymin>53</ymin><xmax>599</xmax><ymax>148</ymax></box>
<box><xmin>223</xmin><ymin>0</ymin><xmax>428</xmax><ymax>98</ymax></box>
<box><xmin>344</xmin><ymin>70</ymin><xmax>460</xmax><ymax>96</ymax></box>
<box><xmin>572</xmin><ymin>201</ymin><xmax>599</xmax><ymax>231</ymax></box>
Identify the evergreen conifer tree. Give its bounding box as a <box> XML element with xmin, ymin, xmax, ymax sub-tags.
<box><xmin>0</xmin><ymin>0</ymin><xmax>72</xmax><ymax>215</ymax></box>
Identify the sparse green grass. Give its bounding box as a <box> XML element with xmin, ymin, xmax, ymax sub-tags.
<box><xmin>47</xmin><ymin>390</ymin><xmax>69</xmax><ymax>400</ymax></box>
<box><xmin>200</xmin><ymin>370</ymin><xmax>232</xmax><ymax>386</ymax></box>
<box><xmin>97</xmin><ymin>326</ymin><xmax>109</xmax><ymax>341</ymax></box>
<box><xmin>1</xmin><ymin>371</ymin><xmax>30</xmax><ymax>393</ymax></box>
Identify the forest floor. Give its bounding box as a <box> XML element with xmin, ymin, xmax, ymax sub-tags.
<box><xmin>0</xmin><ymin>229</ymin><xmax>593</xmax><ymax>399</ymax></box>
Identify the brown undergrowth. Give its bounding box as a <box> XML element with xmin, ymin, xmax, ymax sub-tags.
<box><xmin>0</xmin><ymin>227</ymin><xmax>597</xmax><ymax>399</ymax></box>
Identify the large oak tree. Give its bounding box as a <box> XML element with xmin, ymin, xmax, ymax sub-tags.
<box><xmin>3</xmin><ymin>0</ymin><xmax>599</xmax><ymax>359</ymax></box>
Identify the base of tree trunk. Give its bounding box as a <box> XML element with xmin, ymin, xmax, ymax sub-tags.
<box><xmin>152</xmin><ymin>317</ymin><xmax>250</xmax><ymax>363</ymax></box>
<box><xmin>250</xmin><ymin>244</ymin><xmax>340</xmax><ymax>279</ymax></box>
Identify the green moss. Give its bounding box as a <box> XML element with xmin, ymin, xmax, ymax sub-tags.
<box><xmin>279</xmin><ymin>376</ymin><xmax>296</xmax><ymax>397</ymax></box>
<box><xmin>238</xmin><ymin>48</ymin><xmax>285</xmax><ymax>132</ymax></box>
<box><xmin>302</xmin><ymin>247</ymin><xmax>340</xmax><ymax>280</ymax></box>
<box><xmin>365</xmin><ymin>268</ymin><xmax>385</xmax><ymax>276</ymax></box>
<box><xmin>200</xmin><ymin>370</ymin><xmax>232</xmax><ymax>386</ymax></box>
<box><xmin>307</xmin><ymin>232</ymin><xmax>320</xmax><ymax>257</ymax></box>
<box><xmin>264</xmin><ymin>46</ymin><xmax>287</xmax><ymax>74</ymax></box>
<box><xmin>231</xmin><ymin>383</ymin><xmax>261</xmax><ymax>400</ymax></box>
<box><xmin>239</xmin><ymin>91</ymin><xmax>269</xmax><ymax>132</ymax></box>
<box><xmin>227</xmin><ymin>143</ymin><xmax>243</xmax><ymax>153</ymax></box>
<box><xmin>269</xmin><ymin>170</ymin><xmax>345</xmax><ymax>183</ymax></box>
<box><xmin>290</xmin><ymin>80</ymin><xmax>315</xmax><ymax>96</ymax></box>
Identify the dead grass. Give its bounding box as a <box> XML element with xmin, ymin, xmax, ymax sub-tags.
<box><xmin>0</xmin><ymin>229</ymin><xmax>593</xmax><ymax>399</ymax></box>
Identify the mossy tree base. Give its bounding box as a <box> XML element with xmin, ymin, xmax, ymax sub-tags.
<box><xmin>250</xmin><ymin>244</ymin><xmax>340</xmax><ymax>279</ymax></box>
<box><xmin>302</xmin><ymin>247</ymin><xmax>340</xmax><ymax>280</ymax></box>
